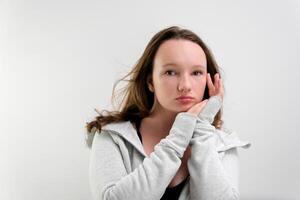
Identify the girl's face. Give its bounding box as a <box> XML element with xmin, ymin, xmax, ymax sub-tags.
<box><xmin>149</xmin><ymin>39</ymin><xmax>207</xmax><ymax>114</ymax></box>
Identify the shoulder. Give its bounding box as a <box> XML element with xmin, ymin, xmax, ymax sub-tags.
<box><xmin>86</xmin><ymin>120</ymin><xmax>131</xmax><ymax>148</ymax></box>
<box><xmin>214</xmin><ymin>126</ymin><xmax>251</xmax><ymax>152</ymax></box>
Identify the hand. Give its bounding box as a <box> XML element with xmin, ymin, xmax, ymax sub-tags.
<box><xmin>207</xmin><ymin>73</ymin><xmax>224</xmax><ymax>100</ymax></box>
<box><xmin>187</xmin><ymin>72</ymin><xmax>223</xmax><ymax>118</ymax></box>
<box><xmin>187</xmin><ymin>99</ymin><xmax>208</xmax><ymax>117</ymax></box>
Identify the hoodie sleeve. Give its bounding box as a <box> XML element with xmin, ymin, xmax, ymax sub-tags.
<box><xmin>89</xmin><ymin>112</ymin><xmax>197</xmax><ymax>200</ymax></box>
<box><xmin>187</xmin><ymin>96</ymin><xmax>250</xmax><ymax>200</ymax></box>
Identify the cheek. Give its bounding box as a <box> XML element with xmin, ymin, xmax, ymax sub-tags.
<box><xmin>200</xmin><ymin>78</ymin><xmax>207</xmax><ymax>88</ymax></box>
<box><xmin>156</xmin><ymin>79</ymin><xmax>176</xmax><ymax>92</ymax></box>
<box><xmin>153</xmin><ymin>79</ymin><xmax>177</xmax><ymax>100</ymax></box>
<box><xmin>194</xmin><ymin>78</ymin><xmax>207</xmax><ymax>92</ymax></box>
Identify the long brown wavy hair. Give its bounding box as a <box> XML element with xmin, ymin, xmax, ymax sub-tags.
<box><xmin>85</xmin><ymin>26</ymin><xmax>224</xmax><ymax>146</ymax></box>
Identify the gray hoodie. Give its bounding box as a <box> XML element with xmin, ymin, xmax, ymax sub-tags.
<box><xmin>88</xmin><ymin>96</ymin><xmax>251</xmax><ymax>200</ymax></box>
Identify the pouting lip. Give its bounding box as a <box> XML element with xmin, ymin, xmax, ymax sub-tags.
<box><xmin>175</xmin><ymin>96</ymin><xmax>194</xmax><ymax>100</ymax></box>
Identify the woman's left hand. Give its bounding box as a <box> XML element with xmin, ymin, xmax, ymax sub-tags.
<box><xmin>207</xmin><ymin>73</ymin><xmax>224</xmax><ymax>100</ymax></box>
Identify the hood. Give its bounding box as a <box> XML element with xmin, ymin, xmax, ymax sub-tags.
<box><xmin>85</xmin><ymin>120</ymin><xmax>146</xmax><ymax>155</ymax></box>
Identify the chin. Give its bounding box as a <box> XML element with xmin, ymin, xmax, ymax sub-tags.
<box><xmin>173</xmin><ymin>106</ymin><xmax>191</xmax><ymax>113</ymax></box>
<box><xmin>163</xmin><ymin>104</ymin><xmax>192</xmax><ymax>114</ymax></box>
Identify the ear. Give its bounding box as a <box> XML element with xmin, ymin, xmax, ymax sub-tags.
<box><xmin>147</xmin><ymin>76</ymin><xmax>154</xmax><ymax>92</ymax></box>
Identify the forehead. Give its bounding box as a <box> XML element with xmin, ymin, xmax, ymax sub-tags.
<box><xmin>154</xmin><ymin>39</ymin><xmax>207</xmax><ymax>69</ymax></box>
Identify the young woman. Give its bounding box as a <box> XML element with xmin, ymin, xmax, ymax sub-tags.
<box><xmin>85</xmin><ymin>26</ymin><xmax>251</xmax><ymax>200</ymax></box>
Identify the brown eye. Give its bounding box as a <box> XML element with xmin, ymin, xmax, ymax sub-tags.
<box><xmin>166</xmin><ymin>70</ymin><xmax>176</xmax><ymax>76</ymax></box>
<box><xmin>193</xmin><ymin>71</ymin><xmax>203</xmax><ymax>76</ymax></box>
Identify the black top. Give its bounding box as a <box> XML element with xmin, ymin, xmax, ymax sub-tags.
<box><xmin>135</xmin><ymin>120</ymin><xmax>188</xmax><ymax>200</ymax></box>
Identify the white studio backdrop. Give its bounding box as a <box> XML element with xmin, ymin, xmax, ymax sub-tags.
<box><xmin>1</xmin><ymin>1</ymin><xmax>299</xmax><ymax>200</ymax></box>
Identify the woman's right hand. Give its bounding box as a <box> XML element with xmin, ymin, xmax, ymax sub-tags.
<box><xmin>187</xmin><ymin>99</ymin><xmax>209</xmax><ymax>117</ymax></box>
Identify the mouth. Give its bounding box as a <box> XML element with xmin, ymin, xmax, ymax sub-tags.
<box><xmin>175</xmin><ymin>96</ymin><xmax>194</xmax><ymax>104</ymax></box>
<box><xmin>175</xmin><ymin>96</ymin><xmax>194</xmax><ymax>100</ymax></box>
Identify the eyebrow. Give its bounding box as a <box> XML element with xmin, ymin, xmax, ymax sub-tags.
<box><xmin>162</xmin><ymin>62</ymin><xmax>206</xmax><ymax>69</ymax></box>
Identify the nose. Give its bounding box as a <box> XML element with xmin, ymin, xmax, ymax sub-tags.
<box><xmin>177</xmin><ymin>74</ymin><xmax>191</xmax><ymax>93</ymax></box>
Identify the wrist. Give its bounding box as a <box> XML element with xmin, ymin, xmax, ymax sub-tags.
<box><xmin>197</xmin><ymin>95</ymin><xmax>222</xmax><ymax>123</ymax></box>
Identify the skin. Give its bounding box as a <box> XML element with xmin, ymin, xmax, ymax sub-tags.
<box><xmin>146</xmin><ymin>39</ymin><xmax>224</xmax><ymax>133</ymax></box>
<box><xmin>140</xmin><ymin>39</ymin><xmax>224</xmax><ymax>187</ymax></box>
<box><xmin>188</xmin><ymin>70</ymin><xmax>224</xmax><ymax>116</ymax></box>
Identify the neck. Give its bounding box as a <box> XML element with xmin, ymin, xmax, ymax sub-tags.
<box><xmin>146</xmin><ymin>103</ymin><xmax>178</xmax><ymax>136</ymax></box>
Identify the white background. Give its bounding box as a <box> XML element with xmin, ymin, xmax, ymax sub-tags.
<box><xmin>1</xmin><ymin>0</ymin><xmax>299</xmax><ymax>200</ymax></box>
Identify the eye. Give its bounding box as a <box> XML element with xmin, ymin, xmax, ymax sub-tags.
<box><xmin>165</xmin><ymin>70</ymin><xmax>176</xmax><ymax>76</ymax></box>
<box><xmin>193</xmin><ymin>71</ymin><xmax>203</xmax><ymax>76</ymax></box>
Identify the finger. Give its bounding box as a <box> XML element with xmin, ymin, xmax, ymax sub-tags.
<box><xmin>207</xmin><ymin>73</ymin><xmax>215</xmax><ymax>92</ymax></box>
<box><xmin>217</xmin><ymin>78</ymin><xmax>221</xmax><ymax>90</ymax></box>
<box><xmin>218</xmin><ymin>74</ymin><xmax>222</xmax><ymax>90</ymax></box>
<box><xmin>195</xmin><ymin>100</ymin><xmax>208</xmax><ymax>111</ymax></box>
<box><xmin>219</xmin><ymin>78</ymin><xmax>224</xmax><ymax>93</ymax></box>
<box><xmin>194</xmin><ymin>99</ymin><xmax>208</xmax><ymax>107</ymax></box>
<box><xmin>214</xmin><ymin>73</ymin><xmax>219</xmax><ymax>88</ymax></box>
<box><xmin>218</xmin><ymin>78</ymin><xmax>224</xmax><ymax>100</ymax></box>
<box><xmin>188</xmin><ymin>99</ymin><xmax>208</xmax><ymax>115</ymax></box>
<box><xmin>199</xmin><ymin>99</ymin><xmax>208</xmax><ymax>105</ymax></box>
